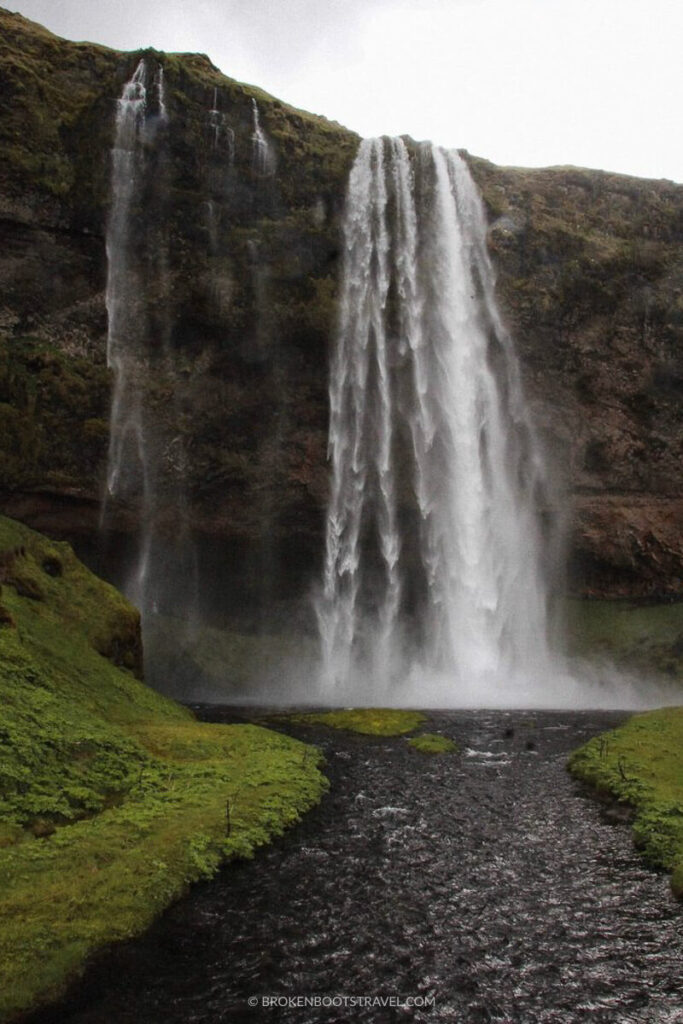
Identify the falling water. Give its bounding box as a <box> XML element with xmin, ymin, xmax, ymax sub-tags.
<box><xmin>251</xmin><ymin>98</ymin><xmax>274</xmax><ymax>176</ymax></box>
<box><xmin>102</xmin><ymin>59</ymin><xmax>184</xmax><ymax>616</ymax></box>
<box><xmin>209</xmin><ymin>88</ymin><xmax>219</xmax><ymax>143</ymax></box>
<box><xmin>208</xmin><ymin>88</ymin><xmax>234</xmax><ymax>162</ymax></box>
<box><xmin>102</xmin><ymin>59</ymin><xmax>153</xmax><ymax>610</ymax></box>
<box><xmin>104</xmin><ymin>58</ymin><xmax>147</xmax><ymax>380</ymax></box>
<box><xmin>317</xmin><ymin>137</ymin><xmax>557</xmax><ymax>703</ymax></box>
<box><xmin>155</xmin><ymin>66</ymin><xmax>168</xmax><ymax>123</ymax></box>
<box><xmin>205</xmin><ymin>200</ymin><xmax>219</xmax><ymax>254</ymax></box>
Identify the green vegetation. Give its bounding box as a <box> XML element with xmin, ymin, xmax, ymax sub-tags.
<box><xmin>0</xmin><ymin>7</ymin><xmax>118</xmax><ymax>212</ymax></box>
<box><xmin>0</xmin><ymin>333</ymin><xmax>110</xmax><ymax>492</ymax></box>
<box><xmin>566</xmin><ymin>598</ymin><xmax>683</xmax><ymax>683</ymax></box>
<box><xmin>288</xmin><ymin>708</ymin><xmax>426</xmax><ymax>737</ymax></box>
<box><xmin>0</xmin><ymin>515</ymin><xmax>327</xmax><ymax>1019</ymax></box>
<box><xmin>144</xmin><ymin>614</ymin><xmax>317</xmax><ymax>700</ymax></box>
<box><xmin>568</xmin><ymin>707</ymin><xmax>683</xmax><ymax>898</ymax></box>
<box><xmin>408</xmin><ymin>733</ymin><xmax>458</xmax><ymax>755</ymax></box>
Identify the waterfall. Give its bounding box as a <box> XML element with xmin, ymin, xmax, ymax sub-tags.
<box><xmin>317</xmin><ymin>137</ymin><xmax>556</xmax><ymax>703</ymax></box>
<box><xmin>102</xmin><ymin>59</ymin><xmax>199</xmax><ymax>626</ymax></box>
<box><xmin>155</xmin><ymin>66</ymin><xmax>168</xmax><ymax>123</ymax></box>
<box><xmin>208</xmin><ymin>88</ymin><xmax>235</xmax><ymax>162</ymax></box>
<box><xmin>251</xmin><ymin>99</ymin><xmax>274</xmax><ymax>176</ymax></box>
<box><xmin>103</xmin><ymin>59</ymin><xmax>153</xmax><ymax>609</ymax></box>
<box><xmin>209</xmin><ymin>88</ymin><xmax>220</xmax><ymax>149</ymax></box>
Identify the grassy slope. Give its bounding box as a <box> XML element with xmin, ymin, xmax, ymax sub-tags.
<box><xmin>568</xmin><ymin>708</ymin><xmax>683</xmax><ymax>899</ymax></box>
<box><xmin>0</xmin><ymin>516</ymin><xmax>327</xmax><ymax>1020</ymax></box>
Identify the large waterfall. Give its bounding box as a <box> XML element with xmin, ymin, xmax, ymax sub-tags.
<box><xmin>317</xmin><ymin>137</ymin><xmax>558</xmax><ymax>705</ymax></box>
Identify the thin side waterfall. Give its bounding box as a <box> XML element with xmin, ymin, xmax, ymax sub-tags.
<box><xmin>317</xmin><ymin>137</ymin><xmax>558</xmax><ymax>704</ymax></box>
<box><xmin>208</xmin><ymin>88</ymin><xmax>235</xmax><ymax>162</ymax></box>
<box><xmin>155</xmin><ymin>66</ymin><xmax>168</xmax><ymax>123</ymax></box>
<box><xmin>251</xmin><ymin>99</ymin><xmax>274</xmax><ymax>176</ymax></box>
<box><xmin>209</xmin><ymin>88</ymin><xmax>220</xmax><ymax>149</ymax></box>
<box><xmin>102</xmin><ymin>59</ymin><xmax>191</xmax><ymax>617</ymax></box>
<box><xmin>103</xmin><ymin>58</ymin><xmax>152</xmax><ymax>609</ymax></box>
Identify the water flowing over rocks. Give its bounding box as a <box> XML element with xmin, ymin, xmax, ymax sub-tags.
<box><xmin>27</xmin><ymin>711</ymin><xmax>683</xmax><ymax>1024</ymax></box>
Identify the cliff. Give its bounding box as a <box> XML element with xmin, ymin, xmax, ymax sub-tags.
<box><xmin>0</xmin><ymin>6</ymin><xmax>682</xmax><ymax>602</ymax></box>
<box><xmin>471</xmin><ymin>158</ymin><xmax>683</xmax><ymax>596</ymax></box>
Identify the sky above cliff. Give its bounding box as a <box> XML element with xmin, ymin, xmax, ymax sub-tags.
<box><xmin>9</xmin><ymin>0</ymin><xmax>683</xmax><ymax>182</ymax></box>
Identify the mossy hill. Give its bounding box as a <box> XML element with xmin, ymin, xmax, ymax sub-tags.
<box><xmin>0</xmin><ymin>6</ymin><xmax>682</xmax><ymax>611</ymax></box>
<box><xmin>569</xmin><ymin>707</ymin><xmax>683</xmax><ymax>899</ymax></box>
<box><xmin>0</xmin><ymin>514</ymin><xmax>327</xmax><ymax>1020</ymax></box>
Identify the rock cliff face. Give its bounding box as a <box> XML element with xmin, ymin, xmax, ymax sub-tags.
<box><xmin>0</xmin><ymin>7</ymin><xmax>681</xmax><ymax>603</ymax></box>
<box><xmin>470</xmin><ymin>159</ymin><xmax>683</xmax><ymax>596</ymax></box>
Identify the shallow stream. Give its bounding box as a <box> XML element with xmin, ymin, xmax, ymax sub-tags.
<box><xmin>30</xmin><ymin>710</ymin><xmax>683</xmax><ymax>1023</ymax></box>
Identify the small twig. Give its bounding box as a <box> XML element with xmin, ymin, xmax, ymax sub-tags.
<box><xmin>226</xmin><ymin>787</ymin><xmax>242</xmax><ymax>837</ymax></box>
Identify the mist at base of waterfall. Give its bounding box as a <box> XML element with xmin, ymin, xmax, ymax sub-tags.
<box><xmin>311</xmin><ymin>660</ymin><xmax>681</xmax><ymax>712</ymax></box>
<box><xmin>152</xmin><ymin>618</ymin><xmax>679</xmax><ymax>716</ymax></box>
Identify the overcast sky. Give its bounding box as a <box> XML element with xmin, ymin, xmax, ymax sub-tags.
<box><xmin>8</xmin><ymin>0</ymin><xmax>683</xmax><ymax>182</ymax></box>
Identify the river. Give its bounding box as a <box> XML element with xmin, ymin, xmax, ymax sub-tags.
<box><xmin>29</xmin><ymin>710</ymin><xmax>683</xmax><ymax>1023</ymax></box>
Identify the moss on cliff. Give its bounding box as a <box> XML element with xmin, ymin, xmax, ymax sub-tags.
<box><xmin>468</xmin><ymin>155</ymin><xmax>683</xmax><ymax>507</ymax></box>
<box><xmin>0</xmin><ymin>516</ymin><xmax>327</xmax><ymax>1019</ymax></box>
<box><xmin>0</xmin><ymin>5</ymin><xmax>358</xmax><ymax>561</ymax></box>
<box><xmin>568</xmin><ymin>708</ymin><xmax>683</xmax><ymax>899</ymax></box>
<box><xmin>0</xmin><ymin>8</ymin><xmax>118</xmax><ymax>221</ymax></box>
<box><xmin>0</xmin><ymin>333</ymin><xmax>110</xmax><ymax>493</ymax></box>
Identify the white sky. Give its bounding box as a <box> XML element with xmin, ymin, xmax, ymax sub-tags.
<box><xmin>8</xmin><ymin>0</ymin><xmax>683</xmax><ymax>182</ymax></box>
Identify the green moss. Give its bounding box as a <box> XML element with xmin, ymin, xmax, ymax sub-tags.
<box><xmin>568</xmin><ymin>707</ymin><xmax>683</xmax><ymax>898</ymax></box>
<box><xmin>0</xmin><ymin>334</ymin><xmax>110</xmax><ymax>493</ymax></box>
<box><xmin>0</xmin><ymin>9</ymin><xmax>118</xmax><ymax>213</ymax></box>
<box><xmin>0</xmin><ymin>515</ymin><xmax>327</xmax><ymax>1019</ymax></box>
<box><xmin>672</xmin><ymin>862</ymin><xmax>683</xmax><ymax>899</ymax></box>
<box><xmin>566</xmin><ymin>598</ymin><xmax>683</xmax><ymax>682</ymax></box>
<box><xmin>288</xmin><ymin>708</ymin><xmax>426</xmax><ymax>736</ymax></box>
<box><xmin>0</xmin><ymin>9</ymin><xmax>359</xmax><ymax>516</ymax></box>
<box><xmin>408</xmin><ymin>733</ymin><xmax>458</xmax><ymax>755</ymax></box>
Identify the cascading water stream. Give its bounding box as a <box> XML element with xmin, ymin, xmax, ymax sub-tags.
<box><xmin>102</xmin><ymin>59</ymin><xmax>154</xmax><ymax>607</ymax></box>
<box><xmin>102</xmin><ymin>60</ymin><xmax>198</xmax><ymax>632</ymax></box>
<box><xmin>209</xmin><ymin>87</ymin><xmax>220</xmax><ymax>148</ymax></box>
<box><xmin>317</xmin><ymin>137</ymin><xmax>557</xmax><ymax>704</ymax></box>
<box><xmin>207</xmin><ymin>88</ymin><xmax>235</xmax><ymax>162</ymax></box>
<box><xmin>251</xmin><ymin>98</ymin><xmax>274</xmax><ymax>176</ymax></box>
<box><xmin>155</xmin><ymin>66</ymin><xmax>168</xmax><ymax>124</ymax></box>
